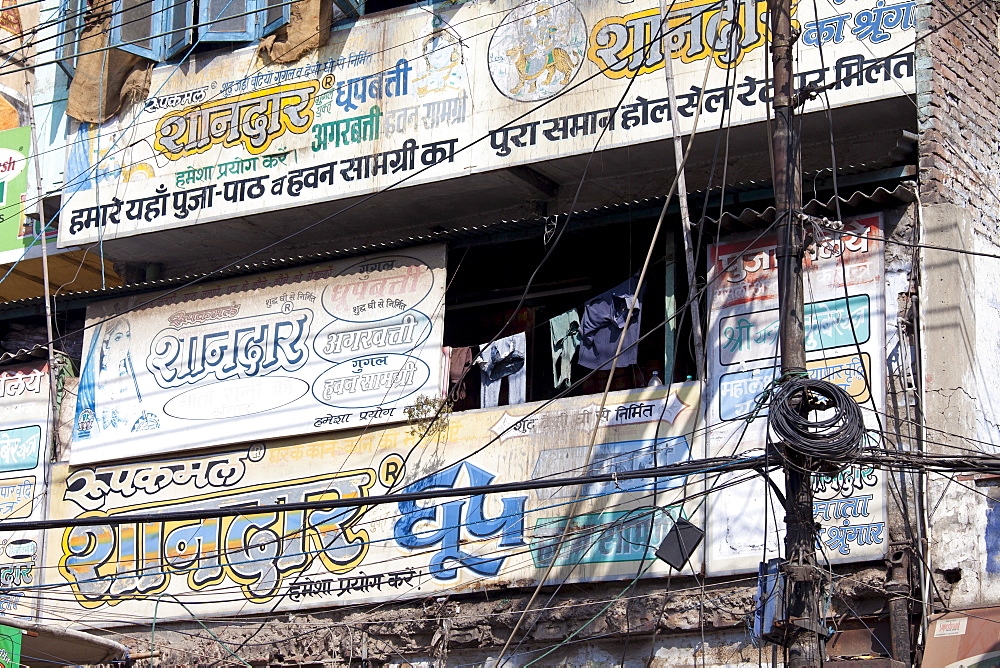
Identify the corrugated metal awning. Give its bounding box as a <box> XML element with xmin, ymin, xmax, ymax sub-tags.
<box><xmin>0</xmin><ymin>181</ymin><xmax>916</xmax><ymax>318</ymax></box>
<box><xmin>0</xmin><ymin>616</ymin><xmax>129</xmax><ymax>667</ymax></box>
<box><xmin>704</xmin><ymin>182</ymin><xmax>917</xmax><ymax>230</ymax></box>
<box><xmin>0</xmin><ymin>344</ymin><xmax>49</xmax><ymax>366</ymax></box>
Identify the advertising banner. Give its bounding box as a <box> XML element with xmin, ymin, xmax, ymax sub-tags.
<box><xmin>704</xmin><ymin>214</ymin><xmax>887</xmax><ymax>575</ymax></box>
<box><xmin>49</xmin><ymin>383</ymin><xmax>701</xmax><ymax>622</ymax></box>
<box><xmin>923</xmin><ymin>609</ymin><xmax>1000</xmax><ymax>668</ymax></box>
<box><xmin>0</xmin><ymin>361</ymin><xmax>51</xmax><ymax>619</ymax></box>
<box><xmin>59</xmin><ymin>0</ymin><xmax>915</xmax><ymax>245</ymax></box>
<box><xmin>0</xmin><ymin>625</ymin><xmax>20</xmax><ymax>668</ymax></box>
<box><xmin>0</xmin><ymin>126</ymin><xmax>36</xmax><ymax>265</ymax></box>
<box><xmin>70</xmin><ymin>245</ymin><xmax>446</xmax><ymax>465</ymax></box>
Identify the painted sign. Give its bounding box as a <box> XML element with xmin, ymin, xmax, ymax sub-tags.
<box><xmin>923</xmin><ymin>608</ymin><xmax>1000</xmax><ymax>668</ymax></box>
<box><xmin>70</xmin><ymin>245</ymin><xmax>446</xmax><ymax>465</ymax></box>
<box><xmin>0</xmin><ymin>361</ymin><xmax>51</xmax><ymax>619</ymax></box>
<box><xmin>703</xmin><ymin>214</ymin><xmax>888</xmax><ymax>575</ymax></box>
<box><xmin>0</xmin><ymin>126</ymin><xmax>38</xmax><ymax>264</ymax></box>
<box><xmin>48</xmin><ymin>383</ymin><xmax>701</xmax><ymax>621</ymax></box>
<box><xmin>59</xmin><ymin>0</ymin><xmax>915</xmax><ymax>245</ymax></box>
<box><xmin>0</xmin><ymin>625</ymin><xmax>20</xmax><ymax>668</ymax></box>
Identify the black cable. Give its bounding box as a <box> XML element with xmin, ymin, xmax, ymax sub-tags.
<box><xmin>768</xmin><ymin>376</ymin><xmax>865</xmax><ymax>465</ymax></box>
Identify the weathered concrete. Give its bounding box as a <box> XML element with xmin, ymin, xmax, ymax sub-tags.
<box><xmin>107</xmin><ymin>568</ymin><xmax>887</xmax><ymax>667</ymax></box>
<box><xmin>916</xmin><ymin>0</ymin><xmax>1000</xmax><ymax>612</ymax></box>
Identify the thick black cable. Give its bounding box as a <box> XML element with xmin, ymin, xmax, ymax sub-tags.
<box><xmin>769</xmin><ymin>376</ymin><xmax>865</xmax><ymax>464</ymax></box>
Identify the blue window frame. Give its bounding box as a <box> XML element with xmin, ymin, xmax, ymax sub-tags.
<box><xmin>110</xmin><ymin>0</ymin><xmax>192</xmax><ymax>61</ymax></box>
<box><xmin>55</xmin><ymin>0</ymin><xmax>87</xmax><ymax>75</ymax></box>
<box><xmin>108</xmin><ymin>0</ymin><xmax>290</xmax><ymax>62</ymax></box>
<box><xmin>199</xmin><ymin>0</ymin><xmax>289</xmax><ymax>43</ymax></box>
<box><xmin>332</xmin><ymin>0</ymin><xmax>363</xmax><ymax>16</ymax></box>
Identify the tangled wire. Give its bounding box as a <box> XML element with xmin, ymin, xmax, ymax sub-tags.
<box><xmin>768</xmin><ymin>376</ymin><xmax>865</xmax><ymax>467</ymax></box>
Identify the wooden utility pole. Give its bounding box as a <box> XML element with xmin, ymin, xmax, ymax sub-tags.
<box><xmin>769</xmin><ymin>0</ymin><xmax>823</xmax><ymax>663</ymax></box>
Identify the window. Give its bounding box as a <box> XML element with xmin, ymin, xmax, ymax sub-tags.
<box><xmin>332</xmin><ymin>0</ymin><xmax>362</xmax><ymax>17</ymax></box>
<box><xmin>55</xmin><ymin>0</ymin><xmax>86</xmax><ymax>75</ymax></box>
<box><xmin>198</xmin><ymin>0</ymin><xmax>287</xmax><ymax>42</ymax></box>
<box><xmin>442</xmin><ymin>215</ymin><xmax>688</xmax><ymax>412</ymax></box>
<box><xmin>109</xmin><ymin>0</ymin><xmax>289</xmax><ymax>62</ymax></box>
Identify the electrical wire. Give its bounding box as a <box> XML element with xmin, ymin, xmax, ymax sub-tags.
<box><xmin>0</xmin><ymin>1</ymin><xmax>984</xmax><ymax>664</ymax></box>
<box><xmin>768</xmin><ymin>376</ymin><xmax>866</xmax><ymax>464</ymax></box>
<box><xmin>0</xmin><ymin>311</ymin><xmax>780</xmax><ymax>594</ymax></box>
<box><xmin>181</xmin><ymin>8</ymin><xmax>744</xmax><ymax>646</ymax></box>
<box><xmin>11</xmin><ymin>468</ymin><xmax>758</xmax><ymax>612</ymax></box>
<box><xmin>27</xmin><ymin>0</ymin><xmax>726</xmax><ymax>362</ymax></box>
<box><xmin>0</xmin><ymin>0</ymin><xmax>960</xmax><ymax>292</ymax></box>
<box><xmin>17</xmin><ymin>468</ymin><xmax>764</xmax><ymax>640</ymax></box>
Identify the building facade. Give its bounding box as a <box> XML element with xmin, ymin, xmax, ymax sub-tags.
<box><xmin>0</xmin><ymin>0</ymin><xmax>989</xmax><ymax>663</ymax></box>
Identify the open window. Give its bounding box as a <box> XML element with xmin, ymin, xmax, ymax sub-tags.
<box><xmin>442</xmin><ymin>214</ymin><xmax>694</xmax><ymax>412</ymax></box>
<box><xmin>109</xmin><ymin>0</ymin><xmax>289</xmax><ymax>61</ymax></box>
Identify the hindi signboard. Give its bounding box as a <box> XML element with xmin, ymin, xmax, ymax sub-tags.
<box><xmin>0</xmin><ymin>126</ymin><xmax>38</xmax><ymax>264</ymax></box>
<box><xmin>0</xmin><ymin>360</ymin><xmax>50</xmax><ymax>619</ymax></box>
<box><xmin>70</xmin><ymin>245</ymin><xmax>446</xmax><ymax>465</ymax></box>
<box><xmin>704</xmin><ymin>214</ymin><xmax>888</xmax><ymax>575</ymax></box>
<box><xmin>59</xmin><ymin>0</ymin><xmax>915</xmax><ymax>245</ymax></box>
<box><xmin>0</xmin><ymin>625</ymin><xmax>20</xmax><ymax>668</ymax></box>
<box><xmin>50</xmin><ymin>383</ymin><xmax>701</xmax><ymax>622</ymax></box>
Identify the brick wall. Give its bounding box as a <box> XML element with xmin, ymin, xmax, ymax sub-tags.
<box><xmin>917</xmin><ymin>0</ymin><xmax>1000</xmax><ymax>231</ymax></box>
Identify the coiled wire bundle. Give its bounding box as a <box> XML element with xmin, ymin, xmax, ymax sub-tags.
<box><xmin>768</xmin><ymin>376</ymin><xmax>865</xmax><ymax>467</ymax></box>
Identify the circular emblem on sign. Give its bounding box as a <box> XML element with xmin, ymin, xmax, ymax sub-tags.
<box><xmin>488</xmin><ymin>0</ymin><xmax>587</xmax><ymax>102</ymax></box>
<box><xmin>379</xmin><ymin>453</ymin><xmax>405</xmax><ymax>487</ymax></box>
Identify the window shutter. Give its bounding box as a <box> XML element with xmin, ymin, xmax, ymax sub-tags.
<box><xmin>56</xmin><ymin>0</ymin><xmax>85</xmax><ymax>74</ymax></box>
<box><xmin>260</xmin><ymin>0</ymin><xmax>288</xmax><ymax>37</ymax></box>
<box><xmin>199</xmin><ymin>0</ymin><xmax>254</xmax><ymax>42</ymax></box>
<box><xmin>162</xmin><ymin>0</ymin><xmax>193</xmax><ymax>58</ymax></box>
<box><xmin>111</xmin><ymin>0</ymin><xmax>157</xmax><ymax>60</ymax></box>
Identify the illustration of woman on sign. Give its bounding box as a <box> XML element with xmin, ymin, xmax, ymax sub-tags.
<box><xmin>413</xmin><ymin>15</ymin><xmax>467</xmax><ymax>96</ymax></box>
<box><xmin>74</xmin><ymin>317</ymin><xmax>159</xmax><ymax>441</ymax></box>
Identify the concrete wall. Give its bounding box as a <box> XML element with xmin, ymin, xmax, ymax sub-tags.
<box><xmin>917</xmin><ymin>0</ymin><xmax>1000</xmax><ymax>609</ymax></box>
<box><xmin>112</xmin><ymin>567</ymin><xmax>887</xmax><ymax>667</ymax></box>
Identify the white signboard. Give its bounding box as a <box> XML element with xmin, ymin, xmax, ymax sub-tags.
<box><xmin>71</xmin><ymin>245</ymin><xmax>446</xmax><ymax>464</ymax></box>
<box><xmin>50</xmin><ymin>384</ymin><xmax>701</xmax><ymax>622</ymax></box>
<box><xmin>0</xmin><ymin>361</ymin><xmax>50</xmax><ymax>620</ymax></box>
<box><xmin>59</xmin><ymin>0</ymin><xmax>915</xmax><ymax>244</ymax></box>
<box><xmin>704</xmin><ymin>214</ymin><xmax>888</xmax><ymax>575</ymax></box>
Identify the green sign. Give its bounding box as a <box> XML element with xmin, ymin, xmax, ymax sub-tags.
<box><xmin>0</xmin><ymin>624</ymin><xmax>22</xmax><ymax>668</ymax></box>
<box><xmin>0</xmin><ymin>126</ymin><xmax>35</xmax><ymax>263</ymax></box>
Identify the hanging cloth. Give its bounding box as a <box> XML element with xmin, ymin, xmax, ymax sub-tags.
<box><xmin>578</xmin><ymin>275</ymin><xmax>643</xmax><ymax>370</ymax></box>
<box><xmin>477</xmin><ymin>332</ymin><xmax>527</xmax><ymax>407</ymax></box>
<box><xmin>549</xmin><ymin>308</ymin><xmax>580</xmax><ymax>390</ymax></box>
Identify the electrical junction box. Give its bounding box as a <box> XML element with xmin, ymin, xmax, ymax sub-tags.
<box><xmin>753</xmin><ymin>557</ymin><xmax>786</xmax><ymax>644</ymax></box>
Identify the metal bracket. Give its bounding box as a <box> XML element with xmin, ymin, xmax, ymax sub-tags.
<box><xmin>781</xmin><ymin>564</ymin><xmax>822</xmax><ymax>582</ymax></box>
<box><xmin>790</xmin><ymin>617</ymin><xmax>835</xmax><ymax>640</ymax></box>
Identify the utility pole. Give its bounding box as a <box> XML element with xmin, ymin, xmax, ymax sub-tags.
<box><xmin>770</xmin><ymin>0</ymin><xmax>823</xmax><ymax>663</ymax></box>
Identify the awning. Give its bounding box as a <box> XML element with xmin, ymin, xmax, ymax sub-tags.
<box><xmin>0</xmin><ymin>617</ymin><xmax>129</xmax><ymax>667</ymax></box>
<box><xmin>0</xmin><ymin>179</ymin><xmax>917</xmax><ymax>319</ymax></box>
<box><xmin>922</xmin><ymin>608</ymin><xmax>1000</xmax><ymax>668</ymax></box>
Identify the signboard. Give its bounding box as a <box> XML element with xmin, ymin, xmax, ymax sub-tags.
<box><xmin>703</xmin><ymin>214</ymin><xmax>888</xmax><ymax>575</ymax></box>
<box><xmin>49</xmin><ymin>383</ymin><xmax>701</xmax><ymax>622</ymax></box>
<box><xmin>59</xmin><ymin>0</ymin><xmax>915</xmax><ymax>245</ymax></box>
<box><xmin>0</xmin><ymin>361</ymin><xmax>50</xmax><ymax>619</ymax></box>
<box><xmin>70</xmin><ymin>245</ymin><xmax>446</xmax><ymax>465</ymax></box>
<box><xmin>0</xmin><ymin>625</ymin><xmax>20</xmax><ymax>668</ymax></box>
<box><xmin>923</xmin><ymin>609</ymin><xmax>1000</xmax><ymax>668</ymax></box>
<box><xmin>0</xmin><ymin>127</ymin><xmax>36</xmax><ymax>264</ymax></box>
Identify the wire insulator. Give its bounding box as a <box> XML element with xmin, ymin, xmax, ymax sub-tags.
<box><xmin>768</xmin><ymin>377</ymin><xmax>865</xmax><ymax>469</ymax></box>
